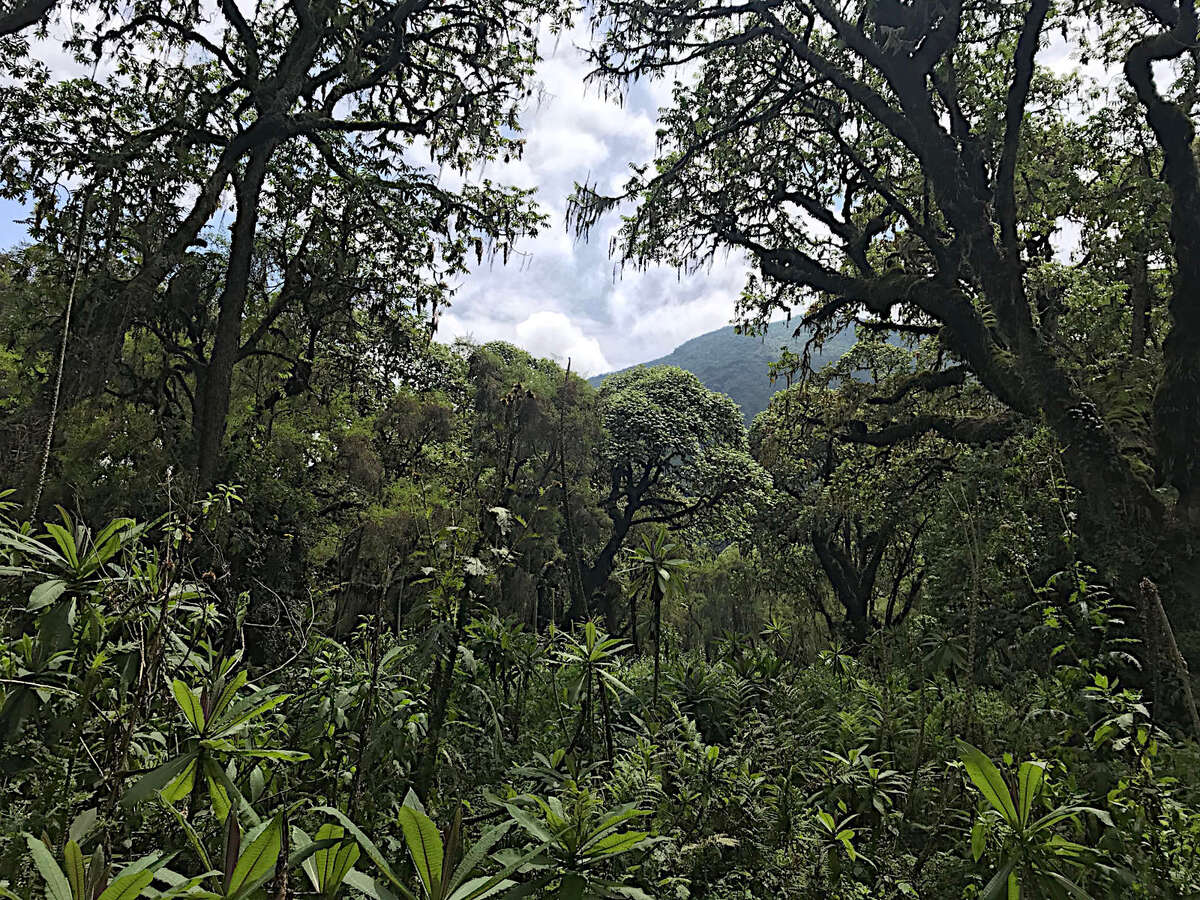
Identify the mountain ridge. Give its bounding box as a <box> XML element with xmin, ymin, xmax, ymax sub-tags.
<box><xmin>590</xmin><ymin>320</ymin><xmax>856</xmax><ymax>423</ymax></box>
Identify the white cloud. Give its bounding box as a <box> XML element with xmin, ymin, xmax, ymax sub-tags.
<box><xmin>515</xmin><ymin>310</ymin><xmax>612</xmax><ymax>375</ymax></box>
<box><xmin>438</xmin><ymin>308</ymin><xmax>612</xmax><ymax>376</ymax></box>
<box><xmin>442</xmin><ymin>24</ymin><xmax>752</xmax><ymax>372</ymax></box>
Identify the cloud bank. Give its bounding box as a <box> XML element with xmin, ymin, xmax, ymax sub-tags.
<box><xmin>438</xmin><ymin>28</ymin><xmax>750</xmax><ymax>376</ymax></box>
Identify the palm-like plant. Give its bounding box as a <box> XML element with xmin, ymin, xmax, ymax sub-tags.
<box><xmin>553</xmin><ymin>622</ymin><xmax>630</xmax><ymax>761</ymax></box>
<box><xmin>959</xmin><ymin>741</ymin><xmax>1113</xmax><ymax>899</ymax></box>
<box><xmin>623</xmin><ymin>528</ymin><xmax>687</xmax><ymax>705</ymax></box>
<box><xmin>318</xmin><ymin>791</ymin><xmax>545</xmax><ymax>900</ymax></box>
<box><xmin>122</xmin><ymin>660</ymin><xmax>309</xmax><ymax>819</ymax></box>
<box><xmin>498</xmin><ymin>783</ymin><xmax>655</xmax><ymax>899</ymax></box>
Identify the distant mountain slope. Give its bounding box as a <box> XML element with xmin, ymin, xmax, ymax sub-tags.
<box><xmin>590</xmin><ymin>320</ymin><xmax>856</xmax><ymax>423</ymax></box>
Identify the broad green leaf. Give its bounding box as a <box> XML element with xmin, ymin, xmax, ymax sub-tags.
<box><xmin>29</xmin><ymin>578</ymin><xmax>68</xmax><ymax>611</ymax></box>
<box><xmin>154</xmin><ymin>872</ymin><xmax>221</xmax><ymax>900</ymax></box>
<box><xmin>971</xmin><ymin>821</ymin><xmax>985</xmax><ymax>862</ymax></box>
<box><xmin>308</xmin><ymin>824</ymin><xmax>360</xmax><ymax>897</ymax></box>
<box><xmin>447</xmin><ymin>821</ymin><xmax>511</xmax><ymax>894</ymax></box>
<box><xmin>402</xmin><ymin>788</ymin><xmax>428</xmax><ymax>817</ymax></box>
<box><xmin>44</xmin><ymin>521</ymin><xmax>80</xmax><ymax>571</ymax></box>
<box><xmin>445</xmin><ymin>875</ymin><xmax>515</xmax><ymax>900</ymax></box>
<box><xmin>1046</xmin><ymin>872</ymin><xmax>1096</xmax><ymax>899</ymax></box>
<box><xmin>161</xmin><ymin>798</ymin><xmax>212</xmax><ymax>870</ymax></box>
<box><xmin>958</xmin><ymin>741</ymin><xmax>1019</xmax><ymax>826</ymax></box>
<box><xmin>312</xmin><ymin>807</ymin><xmax>405</xmax><ymax>891</ymax></box>
<box><xmin>398</xmin><ymin>806</ymin><xmax>443</xmax><ymax>899</ymax></box>
<box><xmin>558</xmin><ymin>873</ymin><xmax>585</xmax><ymax>900</ymax></box>
<box><xmin>68</xmin><ymin>808</ymin><xmax>97</xmax><ymax>846</ymax></box>
<box><xmin>212</xmin><ymin>694</ymin><xmax>288</xmax><ymax>736</ymax></box>
<box><xmin>1016</xmin><ymin>761</ymin><xmax>1046</xmax><ymax>826</ymax></box>
<box><xmin>172</xmin><ymin>680</ymin><xmax>206</xmax><ymax>732</ymax></box>
<box><xmin>226</xmin><ymin>815</ymin><xmax>282</xmax><ymax>899</ymax></box>
<box><xmin>448</xmin><ymin>840</ymin><xmax>551</xmax><ymax>900</ymax></box>
<box><xmin>209</xmin><ymin>671</ymin><xmax>248</xmax><ymax>723</ymax></box>
<box><xmin>1029</xmin><ymin>805</ymin><xmax>1102</xmax><ymax>834</ymax></box>
<box><xmin>500</xmin><ymin>804</ymin><xmax>555</xmax><ymax>844</ymax></box>
<box><xmin>63</xmin><ymin>841</ymin><xmax>85</xmax><ymax>900</ymax></box>
<box><xmin>96</xmin><ymin>870</ymin><xmax>154</xmax><ymax>900</ymax></box>
<box><xmin>979</xmin><ymin>860</ymin><xmax>1017</xmax><ymax>900</ymax></box>
<box><xmin>206</xmin><ymin>758</ymin><xmax>261</xmax><ymax>826</ymax></box>
<box><xmin>26</xmin><ymin>835</ymin><xmax>71</xmax><ymax>900</ymax></box>
<box><xmin>343</xmin><ymin>870</ymin><xmax>409</xmax><ymax>900</ymax></box>
<box><xmin>160</xmin><ymin>758</ymin><xmax>200</xmax><ymax>805</ymax></box>
<box><xmin>205</xmin><ymin>758</ymin><xmax>232</xmax><ymax>822</ymax></box>
<box><xmin>233</xmin><ymin>748</ymin><xmax>310</xmax><ymax>762</ymax></box>
<box><xmin>581</xmin><ymin>830</ymin><xmax>647</xmax><ymax>860</ymax></box>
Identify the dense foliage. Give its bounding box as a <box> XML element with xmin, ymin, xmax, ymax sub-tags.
<box><xmin>2</xmin><ymin>0</ymin><xmax>1200</xmax><ymax>898</ymax></box>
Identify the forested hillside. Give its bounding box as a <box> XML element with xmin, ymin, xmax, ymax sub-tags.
<box><xmin>589</xmin><ymin>322</ymin><xmax>857</xmax><ymax>422</ymax></box>
<box><xmin>2</xmin><ymin>2</ymin><xmax>1200</xmax><ymax>899</ymax></box>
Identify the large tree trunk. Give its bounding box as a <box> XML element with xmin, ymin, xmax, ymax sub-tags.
<box><xmin>194</xmin><ymin>145</ymin><xmax>275</xmax><ymax>489</ymax></box>
<box><xmin>810</xmin><ymin>527</ymin><xmax>872</xmax><ymax>639</ymax></box>
<box><xmin>582</xmin><ymin>513</ymin><xmax>631</xmax><ymax>632</ymax></box>
<box><xmin>1125</xmin><ymin>11</ymin><xmax>1200</xmax><ymax>523</ymax></box>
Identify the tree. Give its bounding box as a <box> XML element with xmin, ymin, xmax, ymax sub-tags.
<box><xmin>574</xmin><ymin>0</ymin><xmax>1200</xmax><ymax>622</ymax></box>
<box><xmin>752</xmin><ymin>340</ymin><xmax>970</xmax><ymax>636</ymax></box>
<box><xmin>584</xmin><ymin>365</ymin><xmax>762</xmax><ymax>629</ymax></box>
<box><xmin>0</xmin><ymin>0</ymin><xmax>564</xmax><ymax>488</ymax></box>
<box><xmin>464</xmin><ymin>342</ymin><xmax>607</xmax><ymax>628</ymax></box>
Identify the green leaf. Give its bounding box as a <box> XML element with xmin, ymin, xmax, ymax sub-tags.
<box><xmin>343</xmin><ymin>870</ymin><xmax>407</xmax><ymax>900</ymax></box>
<box><xmin>205</xmin><ymin>758</ymin><xmax>232</xmax><ymax>822</ymax></box>
<box><xmin>95</xmin><ymin>870</ymin><xmax>154</xmax><ymax>900</ymax></box>
<box><xmin>398</xmin><ymin>806</ymin><xmax>443</xmax><ymax>899</ymax></box>
<box><xmin>1046</xmin><ymin>872</ymin><xmax>1096</xmax><ymax>899</ymax></box>
<box><xmin>446</xmin><ymin>822</ymin><xmax>511</xmax><ymax>895</ymax></box>
<box><xmin>27</xmin><ymin>835</ymin><xmax>71</xmax><ymax>900</ymax></box>
<box><xmin>29</xmin><ymin>578</ymin><xmax>68</xmax><ymax>611</ymax></box>
<box><xmin>449</xmin><ymin>839</ymin><xmax>551</xmax><ymax>900</ymax></box>
<box><xmin>445</xmin><ymin>876</ymin><xmax>515</xmax><ymax>900</ymax></box>
<box><xmin>1029</xmin><ymin>805</ymin><xmax>1098</xmax><ymax>834</ymax></box>
<box><xmin>312</xmin><ymin>807</ymin><xmax>405</xmax><ymax>892</ymax></box>
<box><xmin>581</xmin><ymin>830</ymin><xmax>647</xmax><ymax>860</ymax></box>
<box><xmin>211</xmin><ymin>694</ymin><xmax>288</xmax><ymax>737</ymax></box>
<box><xmin>309</xmin><ymin>825</ymin><xmax>360</xmax><ymax>897</ymax></box>
<box><xmin>172</xmin><ymin>680</ymin><xmax>206</xmax><ymax>732</ymax></box>
<box><xmin>161</xmin><ymin>798</ymin><xmax>212</xmax><ymax>870</ymax></box>
<box><xmin>232</xmin><ymin>748</ymin><xmax>310</xmax><ymax>762</ymax></box>
<box><xmin>154</xmin><ymin>872</ymin><xmax>221</xmax><ymax>900</ymax></box>
<box><xmin>63</xmin><ymin>841</ymin><xmax>85</xmax><ymax>900</ymax></box>
<box><xmin>161</xmin><ymin>757</ymin><xmax>200</xmax><ymax>806</ymax></box>
<box><xmin>1016</xmin><ymin>761</ymin><xmax>1046</xmax><ymax>826</ymax></box>
<box><xmin>971</xmin><ymin>821</ymin><xmax>985</xmax><ymax>863</ymax></box>
<box><xmin>68</xmin><ymin>809</ymin><xmax>97</xmax><ymax>847</ymax></box>
<box><xmin>500</xmin><ymin>804</ymin><xmax>555</xmax><ymax>844</ymax></box>
<box><xmin>958</xmin><ymin>741</ymin><xmax>1019</xmax><ymax>826</ymax></box>
<box><xmin>226</xmin><ymin>814</ymin><xmax>282</xmax><ymax>899</ymax></box>
<box><xmin>209</xmin><ymin>671</ymin><xmax>248</xmax><ymax>723</ymax></box>
<box><xmin>206</xmin><ymin>758</ymin><xmax>261</xmax><ymax>826</ymax></box>
<box><xmin>44</xmin><ymin>521</ymin><xmax>80</xmax><ymax>571</ymax></box>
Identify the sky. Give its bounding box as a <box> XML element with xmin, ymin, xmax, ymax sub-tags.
<box><xmin>427</xmin><ymin>27</ymin><xmax>751</xmax><ymax>376</ymax></box>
